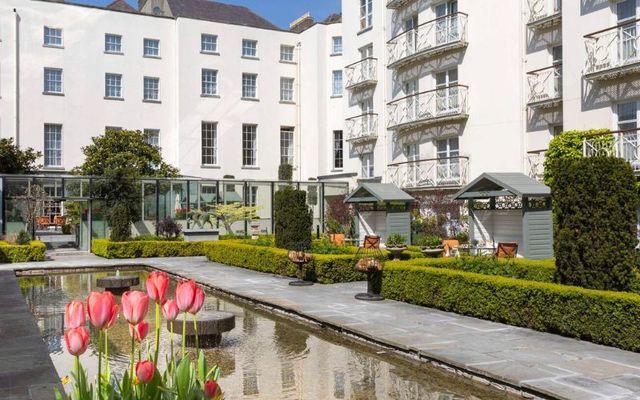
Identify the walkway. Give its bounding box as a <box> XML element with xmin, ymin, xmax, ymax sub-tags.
<box><xmin>6</xmin><ymin>254</ymin><xmax>640</xmax><ymax>400</ymax></box>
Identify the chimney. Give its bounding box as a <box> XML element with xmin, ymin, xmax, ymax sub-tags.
<box><xmin>289</xmin><ymin>12</ymin><xmax>314</xmax><ymax>33</ymax></box>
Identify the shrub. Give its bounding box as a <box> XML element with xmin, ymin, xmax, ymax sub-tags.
<box><xmin>552</xmin><ymin>157</ymin><xmax>638</xmax><ymax>291</ymax></box>
<box><xmin>61</xmin><ymin>224</ymin><xmax>72</xmax><ymax>235</ymax></box>
<box><xmin>386</xmin><ymin>233</ymin><xmax>407</xmax><ymax>247</ymax></box>
<box><xmin>131</xmin><ymin>234</ymin><xmax>183</xmax><ymax>242</ymax></box>
<box><xmin>110</xmin><ymin>203</ymin><xmax>131</xmax><ymax>242</ymax></box>
<box><xmin>0</xmin><ymin>241</ymin><xmax>46</xmax><ymax>263</ymax></box>
<box><xmin>274</xmin><ymin>187</ymin><xmax>312</xmax><ymax>250</ymax></box>
<box><xmin>156</xmin><ymin>217</ymin><xmax>182</xmax><ymax>239</ymax></box>
<box><xmin>382</xmin><ymin>264</ymin><xmax>640</xmax><ymax>351</ymax></box>
<box><xmin>92</xmin><ymin>239</ymin><xmax>204</xmax><ymax>259</ymax></box>
<box><xmin>414</xmin><ymin>234</ymin><xmax>441</xmax><ymax>248</ymax></box>
<box><xmin>16</xmin><ymin>230</ymin><xmax>32</xmax><ymax>245</ymax></box>
<box><xmin>278</xmin><ymin>163</ymin><xmax>293</xmax><ymax>181</ymax></box>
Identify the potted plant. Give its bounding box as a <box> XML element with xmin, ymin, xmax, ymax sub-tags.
<box><xmin>326</xmin><ymin>216</ymin><xmax>345</xmax><ymax>245</ymax></box>
<box><xmin>419</xmin><ymin>235</ymin><xmax>443</xmax><ymax>258</ymax></box>
<box><xmin>385</xmin><ymin>233</ymin><xmax>407</xmax><ymax>260</ymax></box>
<box><xmin>250</xmin><ymin>218</ymin><xmax>261</xmax><ymax>240</ymax></box>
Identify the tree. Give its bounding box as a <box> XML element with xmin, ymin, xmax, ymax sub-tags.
<box><xmin>274</xmin><ymin>187</ymin><xmax>312</xmax><ymax>250</ymax></box>
<box><xmin>278</xmin><ymin>164</ymin><xmax>293</xmax><ymax>181</ymax></box>
<box><xmin>0</xmin><ymin>138</ymin><xmax>41</xmax><ymax>173</ymax></box>
<box><xmin>552</xmin><ymin>157</ymin><xmax>638</xmax><ymax>291</ymax></box>
<box><xmin>211</xmin><ymin>203</ymin><xmax>260</xmax><ymax>235</ymax></box>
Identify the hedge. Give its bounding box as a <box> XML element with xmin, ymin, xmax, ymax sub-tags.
<box><xmin>203</xmin><ymin>241</ymin><xmax>364</xmax><ymax>284</ymax></box>
<box><xmin>0</xmin><ymin>241</ymin><xmax>46</xmax><ymax>263</ymax></box>
<box><xmin>92</xmin><ymin>239</ymin><xmax>206</xmax><ymax>259</ymax></box>
<box><xmin>382</xmin><ymin>264</ymin><xmax>640</xmax><ymax>351</ymax></box>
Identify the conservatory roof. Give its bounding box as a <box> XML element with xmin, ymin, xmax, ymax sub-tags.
<box><xmin>453</xmin><ymin>173</ymin><xmax>550</xmax><ymax>199</ymax></box>
<box><xmin>344</xmin><ymin>183</ymin><xmax>414</xmax><ymax>203</ymax></box>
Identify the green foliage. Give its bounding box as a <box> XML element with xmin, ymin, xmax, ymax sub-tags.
<box><xmin>110</xmin><ymin>203</ymin><xmax>131</xmax><ymax>242</ymax></box>
<box><xmin>455</xmin><ymin>231</ymin><xmax>469</xmax><ymax>244</ymax></box>
<box><xmin>92</xmin><ymin>239</ymin><xmax>205</xmax><ymax>259</ymax></box>
<box><xmin>0</xmin><ymin>241</ymin><xmax>46</xmax><ymax>263</ymax></box>
<box><xmin>543</xmin><ymin>129</ymin><xmax>610</xmax><ymax>186</ymax></box>
<box><xmin>211</xmin><ymin>203</ymin><xmax>259</xmax><ymax>235</ymax></box>
<box><xmin>386</xmin><ymin>233</ymin><xmax>407</xmax><ymax>247</ymax></box>
<box><xmin>278</xmin><ymin>163</ymin><xmax>293</xmax><ymax>181</ymax></box>
<box><xmin>131</xmin><ymin>234</ymin><xmax>183</xmax><ymax>242</ymax></box>
<box><xmin>0</xmin><ymin>138</ymin><xmax>41</xmax><ymax>173</ymax></box>
<box><xmin>382</xmin><ymin>264</ymin><xmax>640</xmax><ymax>351</ymax></box>
<box><xmin>61</xmin><ymin>224</ymin><xmax>72</xmax><ymax>235</ymax></box>
<box><xmin>274</xmin><ymin>187</ymin><xmax>312</xmax><ymax>250</ymax></box>
<box><xmin>414</xmin><ymin>234</ymin><xmax>441</xmax><ymax>248</ymax></box>
<box><xmin>16</xmin><ymin>230</ymin><xmax>31</xmax><ymax>245</ymax></box>
<box><xmin>552</xmin><ymin>157</ymin><xmax>638</xmax><ymax>291</ymax></box>
<box><xmin>156</xmin><ymin>217</ymin><xmax>183</xmax><ymax>239</ymax></box>
<box><xmin>325</xmin><ymin>195</ymin><xmax>353</xmax><ymax>235</ymax></box>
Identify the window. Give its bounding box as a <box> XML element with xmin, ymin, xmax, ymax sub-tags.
<box><xmin>201</xmin><ymin>122</ymin><xmax>218</xmax><ymax>165</ymax></box>
<box><xmin>44</xmin><ymin>124</ymin><xmax>62</xmax><ymax>167</ymax></box>
<box><xmin>551</xmin><ymin>45</ymin><xmax>562</xmax><ymax>64</ymax></box>
<box><xmin>360</xmin><ymin>0</ymin><xmax>373</xmax><ymax>30</ymax></box>
<box><xmin>332</xmin><ymin>36</ymin><xmax>343</xmax><ymax>55</ymax></box>
<box><xmin>242</xmin><ymin>73</ymin><xmax>257</xmax><ymax>99</ymax></box>
<box><xmin>618</xmin><ymin>102</ymin><xmax>637</xmax><ymax>130</ymax></box>
<box><xmin>105</xmin><ymin>34</ymin><xmax>122</xmax><ymax>53</ymax></box>
<box><xmin>280</xmin><ymin>127</ymin><xmax>294</xmax><ymax>165</ymax></box>
<box><xmin>202</xmin><ymin>69</ymin><xmax>218</xmax><ymax>96</ymax></box>
<box><xmin>332</xmin><ymin>70</ymin><xmax>343</xmax><ymax>96</ymax></box>
<box><xmin>143</xmin><ymin>39</ymin><xmax>159</xmax><ymax>57</ymax></box>
<box><xmin>143</xmin><ymin>77</ymin><xmax>159</xmax><ymax>101</ymax></box>
<box><xmin>360</xmin><ymin>44</ymin><xmax>373</xmax><ymax>59</ymax></box>
<box><xmin>360</xmin><ymin>153</ymin><xmax>374</xmax><ymax>178</ymax></box>
<box><xmin>280</xmin><ymin>45</ymin><xmax>294</xmax><ymax>62</ymax></box>
<box><xmin>242</xmin><ymin>39</ymin><xmax>258</xmax><ymax>57</ymax></box>
<box><xmin>201</xmin><ymin>34</ymin><xmax>218</xmax><ymax>53</ymax></box>
<box><xmin>551</xmin><ymin>125</ymin><xmax>563</xmax><ymax>136</ymax></box>
<box><xmin>242</xmin><ymin>124</ymin><xmax>257</xmax><ymax>166</ymax></box>
<box><xmin>144</xmin><ymin>129</ymin><xmax>160</xmax><ymax>146</ymax></box>
<box><xmin>44</xmin><ymin>27</ymin><xmax>62</xmax><ymax>47</ymax></box>
<box><xmin>280</xmin><ymin>77</ymin><xmax>294</xmax><ymax>102</ymax></box>
<box><xmin>333</xmin><ymin>130</ymin><xmax>343</xmax><ymax>169</ymax></box>
<box><xmin>105</xmin><ymin>73</ymin><xmax>122</xmax><ymax>98</ymax></box>
<box><xmin>44</xmin><ymin>68</ymin><xmax>63</xmax><ymax>94</ymax></box>
<box><xmin>436</xmin><ymin>137</ymin><xmax>460</xmax><ymax>182</ymax></box>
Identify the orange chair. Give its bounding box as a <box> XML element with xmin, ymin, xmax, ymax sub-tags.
<box><xmin>36</xmin><ymin>216</ymin><xmax>50</xmax><ymax>230</ymax></box>
<box><xmin>496</xmin><ymin>242</ymin><xmax>518</xmax><ymax>258</ymax></box>
<box><xmin>442</xmin><ymin>239</ymin><xmax>460</xmax><ymax>257</ymax></box>
<box><xmin>53</xmin><ymin>215</ymin><xmax>65</xmax><ymax>230</ymax></box>
<box><xmin>363</xmin><ymin>235</ymin><xmax>380</xmax><ymax>249</ymax></box>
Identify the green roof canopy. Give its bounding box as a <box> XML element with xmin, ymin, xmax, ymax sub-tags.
<box><xmin>453</xmin><ymin>173</ymin><xmax>550</xmax><ymax>200</ymax></box>
<box><xmin>344</xmin><ymin>183</ymin><xmax>415</xmax><ymax>204</ymax></box>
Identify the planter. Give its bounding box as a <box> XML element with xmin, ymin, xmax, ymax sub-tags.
<box><xmin>421</xmin><ymin>247</ymin><xmax>444</xmax><ymax>258</ymax></box>
<box><xmin>183</xmin><ymin>229</ymin><xmax>220</xmax><ymax>242</ymax></box>
<box><xmin>250</xmin><ymin>221</ymin><xmax>260</xmax><ymax>240</ymax></box>
<box><xmin>355</xmin><ymin>257</ymin><xmax>383</xmax><ymax>301</ymax></box>
<box><xmin>386</xmin><ymin>246</ymin><xmax>407</xmax><ymax>260</ymax></box>
<box><xmin>330</xmin><ymin>233</ymin><xmax>345</xmax><ymax>245</ymax></box>
<box><xmin>288</xmin><ymin>250</ymin><xmax>313</xmax><ymax>286</ymax></box>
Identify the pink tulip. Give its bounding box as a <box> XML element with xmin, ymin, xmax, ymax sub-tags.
<box><xmin>128</xmin><ymin>321</ymin><xmax>149</xmax><ymax>342</ymax></box>
<box><xmin>135</xmin><ymin>360</ymin><xmax>155</xmax><ymax>384</ymax></box>
<box><xmin>188</xmin><ymin>287</ymin><xmax>205</xmax><ymax>315</ymax></box>
<box><xmin>146</xmin><ymin>271</ymin><xmax>169</xmax><ymax>305</ymax></box>
<box><xmin>64</xmin><ymin>301</ymin><xmax>85</xmax><ymax>329</ymax></box>
<box><xmin>64</xmin><ymin>326</ymin><xmax>90</xmax><ymax>356</ymax></box>
<box><xmin>176</xmin><ymin>280</ymin><xmax>197</xmax><ymax>312</ymax></box>
<box><xmin>121</xmin><ymin>291</ymin><xmax>149</xmax><ymax>325</ymax></box>
<box><xmin>162</xmin><ymin>299</ymin><xmax>179</xmax><ymax>321</ymax></box>
<box><xmin>204</xmin><ymin>379</ymin><xmax>221</xmax><ymax>398</ymax></box>
<box><xmin>87</xmin><ymin>291</ymin><xmax>119</xmax><ymax>330</ymax></box>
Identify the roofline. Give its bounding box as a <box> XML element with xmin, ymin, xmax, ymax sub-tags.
<box><xmin>175</xmin><ymin>16</ymin><xmax>287</xmax><ymax>33</ymax></box>
<box><xmin>295</xmin><ymin>19</ymin><xmax>342</xmax><ymax>34</ymax></box>
<box><xmin>344</xmin><ymin>182</ymin><xmax>415</xmax><ymax>203</ymax></box>
<box><xmin>453</xmin><ymin>173</ymin><xmax>550</xmax><ymax>199</ymax></box>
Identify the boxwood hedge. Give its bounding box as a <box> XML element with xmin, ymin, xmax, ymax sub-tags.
<box><xmin>92</xmin><ymin>239</ymin><xmax>206</xmax><ymax>259</ymax></box>
<box><xmin>0</xmin><ymin>241</ymin><xmax>46</xmax><ymax>263</ymax></box>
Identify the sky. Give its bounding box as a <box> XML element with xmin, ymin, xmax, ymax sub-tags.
<box><xmin>77</xmin><ymin>0</ymin><xmax>341</xmax><ymax>29</ymax></box>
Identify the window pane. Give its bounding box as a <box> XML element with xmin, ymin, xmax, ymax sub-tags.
<box><xmin>44</xmin><ymin>27</ymin><xmax>62</xmax><ymax>46</ymax></box>
<box><xmin>105</xmin><ymin>73</ymin><xmax>122</xmax><ymax>98</ymax></box>
<box><xmin>202</xmin><ymin>69</ymin><xmax>218</xmax><ymax>95</ymax></box>
<box><xmin>105</xmin><ymin>34</ymin><xmax>122</xmax><ymax>53</ymax></box>
<box><xmin>44</xmin><ymin>68</ymin><xmax>63</xmax><ymax>93</ymax></box>
<box><xmin>242</xmin><ymin>73</ymin><xmax>257</xmax><ymax>98</ymax></box>
<box><xmin>332</xmin><ymin>70</ymin><xmax>343</xmax><ymax>96</ymax></box>
<box><xmin>280</xmin><ymin>78</ymin><xmax>294</xmax><ymax>101</ymax></box>
<box><xmin>201</xmin><ymin>122</ymin><xmax>218</xmax><ymax>165</ymax></box>
<box><xmin>201</xmin><ymin>34</ymin><xmax>218</xmax><ymax>53</ymax></box>
<box><xmin>143</xmin><ymin>77</ymin><xmax>159</xmax><ymax>100</ymax></box>
<box><xmin>44</xmin><ymin>124</ymin><xmax>62</xmax><ymax>167</ymax></box>
<box><xmin>242</xmin><ymin>39</ymin><xmax>257</xmax><ymax>57</ymax></box>
<box><xmin>332</xmin><ymin>37</ymin><xmax>342</xmax><ymax>54</ymax></box>
<box><xmin>144</xmin><ymin>39</ymin><xmax>159</xmax><ymax>56</ymax></box>
<box><xmin>242</xmin><ymin>124</ymin><xmax>257</xmax><ymax>166</ymax></box>
<box><xmin>144</xmin><ymin>129</ymin><xmax>160</xmax><ymax>147</ymax></box>
<box><xmin>280</xmin><ymin>45</ymin><xmax>294</xmax><ymax>61</ymax></box>
<box><xmin>280</xmin><ymin>127</ymin><xmax>294</xmax><ymax>165</ymax></box>
<box><xmin>333</xmin><ymin>130</ymin><xmax>343</xmax><ymax>169</ymax></box>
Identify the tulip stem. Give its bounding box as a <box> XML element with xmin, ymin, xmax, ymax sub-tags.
<box><xmin>193</xmin><ymin>314</ymin><xmax>199</xmax><ymax>354</ymax></box>
<box><xmin>130</xmin><ymin>336</ymin><xmax>135</xmax><ymax>385</ymax></box>
<box><xmin>104</xmin><ymin>330</ymin><xmax>109</xmax><ymax>381</ymax></box>
<box><xmin>74</xmin><ymin>355</ymin><xmax>80</xmax><ymax>398</ymax></box>
<box><xmin>169</xmin><ymin>321</ymin><xmax>174</xmax><ymax>371</ymax></box>
<box><xmin>182</xmin><ymin>312</ymin><xmax>187</xmax><ymax>359</ymax></box>
<box><xmin>154</xmin><ymin>303</ymin><xmax>160</xmax><ymax>363</ymax></box>
<box><xmin>97</xmin><ymin>330</ymin><xmax>103</xmax><ymax>400</ymax></box>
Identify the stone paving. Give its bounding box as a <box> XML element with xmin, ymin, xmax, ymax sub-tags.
<box><xmin>6</xmin><ymin>254</ymin><xmax>640</xmax><ymax>400</ymax></box>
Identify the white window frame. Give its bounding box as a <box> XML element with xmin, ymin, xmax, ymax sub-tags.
<box><xmin>105</xmin><ymin>73</ymin><xmax>123</xmax><ymax>99</ymax></box>
<box><xmin>242</xmin><ymin>124</ymin><xmax>258</xmax><ymax>167</ymax></box>
<box><xmin>242</xmin><ymin>39</ymin><xmax>258</xmax><ymax>58</ymax></box>
<box><xmin>202</xmin><ymin>69</ymin><xmax>218</xmax><ymax>96</ymax></box>
<box><xmin>201</xmin><ymin>34</ymin><xmax>218</xmax><ymax>54</ymax></box>
<box><xmin>333</xmin><ymin>130</ymin><xmax>344</xmax><ymax>170</ymax></box>
<box><xmin>143</xmin><ymin>38</ymin><xmax>160</xmax><ymax>57</ymax></box>
<box><xmin>144</xmin><ymin>129</ymin><xmax>160</xmax><ymax>147</ymax></box>
<box><xmin>201</xmin><ymin>122</ymin><xmax>218</xmax><ymax>166</ymax></box>
<box><xmin>105</xmin><ymin>34</ymin><xmax>122</xmax><ymax>53</ymax></box>
<box><xmin>360</xmin><ymin>0</ymin><xmax>373</xmax><ymax>30</ymax></box>
<box><xmin>143</xmin><ymin>76</ymin><xmax>159</xmax><ymax>101</ymax></box>
<box><xmin>44</xmin><ymin>68</ymin><xmax>63</xmax><ymax>94</ymax></box>
<box><xmin>332</xmin><ymin>70</ymin><xmax>343</xmax><ymax>96</ymax></box>
<box><xmin>44</xmin><ymin>124</ymin><xmax>62</xmax><ymax>167</ymax></box>
<box><xmin>280</xmin><ymin>127</ymin><xmax>294</xmax><ymax>165</ymax></box>
<box><xmin>280</xmin><ymin>77</ymin><xmax>294</xmax><ymax>102</ymax></box>
<box><xmin>360</xmin><ymin>152</ymin><xmax>374</xmax><ymax>178</ymax></box>
<box><xmin>242</xmin><ymin>73</ymin><xmax>258</xmax><ymax>99</ymax></box>
<box><xmin>44</xmin><ymin>26</ymin><xmax>63</xmax><ymax>47</ymax></box>
<box><xmin>280</xmin><ymin>45</ymin><xmax>295</xmax><ymax>62</ymax></box>
<box><xmin>332</xmin><ymin>36</ymin><xmax>343</xmax><ymax>55</ymax></box>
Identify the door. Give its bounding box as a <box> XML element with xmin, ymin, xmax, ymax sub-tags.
<box><xmin>617</xmin><ymin>101</ymin><xmax>639</xmax><ymax>164</ymax></box>
<box><xmin>435</xmin><ymin>1</ymin><xmax>458</xmax><ymax>45</ymax></box>
<box><xmin>404</xmin><ymin>15</ymin><xmax>419</xmax><ymax>55</ymax></box>
<box><xmin>404</xmin><ymin>79</ymin><xmax>419</xmax><ymax>122</ymax></box>
<box><xmin>618</xmin><ymin>0</ymin><xmax>638</xmax><ymax>65</ymax></box>
<box><xmin>360</xmin><ymin>98</ymin><xmax>374</xmax><ymax>135</ymax></box>
<box><xmin>435</xmin><ymin>68</ymin><xmax>459</xmax><ymax>114</ymax></box>
<box><xmin>404</xmin><ymin>143</ymin><xmax>420</xmax><ymax>187</ymax></box>
<box><xmin>436</xmin><ymin>137</ymin><xmax>460</xmax><ymax>185</ymax></box>
<box><xmin>552</xmin><ymin>45</ymin><xmax>563</xmax><ymax>97</ymax></box>
<box><xmin>359</xmin><ymin>45</ymin><xmax>374</xmax><ymax>81</ymax></box>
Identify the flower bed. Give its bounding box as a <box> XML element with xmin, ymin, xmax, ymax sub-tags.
<box><xmin>92</xmin><ymin>239</ymin><xmax>206</xmax><ymax>259</ymax></box>
<box><xmin>382</xmin><ymin>264</ymin><xmax>640</xmax><ymax>351</ymax></box>
<box><xmin>0</xmin><ymin>241</ymin><xmax>46</xmax><ymax>263</ymax></box>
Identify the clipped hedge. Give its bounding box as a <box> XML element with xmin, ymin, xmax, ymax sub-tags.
<box><xmin>92</xmin><ymin>239</ymin><xmax>206</xmax><ymax>259</ymax></box>
<box><xmin>0</xmin><ymin>241</ymin><xmax>46</xmax><ymax>263</ymax></box>
<box><xmin>204</xmin><ymin>241</ymin><xmax>364</xmax><ymax>284</ymax></box>
<box><xmin>382</xmin><ymin>264</ymin><xmax>640</xmax><ymax>351</ymax></box>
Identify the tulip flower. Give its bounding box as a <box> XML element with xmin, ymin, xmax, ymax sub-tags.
<box><xmin>135</xmin><ymin>360</ymin><xmax>155</xmax><ymax>384</ymax></box>
<box><xmin>64</xmin><ymin>326</ymin><xmax>89</xmax><ymax>356</ymax></box>
<box><xmin>204</xmin><ymin>379</ymin><xmax>221</xmax><ymax>398</ymax></box>
<box><xmin>87</xmin><ymin>291</ymin><xmax>119</xmax><ymax>330</ymax></box>
<box><xmin>128</xmin><ymin>321</ymin><xmax>149</xmax><ymax>343</ymax></box>
<box><xmin>121</xmin><ymin>291</ymin><xmax>149</xmax><ymax>325</ymax></box>
<box><xmin>146</xmin><ymin>271</ymin><xmax>169</xmax><ymax>304</ymax></box>
<box><xmin>176</xmin><ymin>280</ymin><xmax>197</xmax><ymax>312</ymax></box>
<box><xmin>64</xmin><ymin>301</ymin><xmax>85</xmax><ymax>329</ymax></box>
<box><xmin>188</xmin><ymin>287</ymin><xmax>205</xmax><ymax>315</ymax></box>
<box><xmin>162</xmin><ymin>299</ymin><xmax>179</xmax><ymax>321</ymax></box>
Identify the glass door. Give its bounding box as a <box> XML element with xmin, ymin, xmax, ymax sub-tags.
<box><xmin>436</xmin><ymin>137</ymin><xmax>460</xmax><ymax>185</ymax></box>
<box><xmin>435</xmin><ymin>1</ymin><xmax>458</xmax><ymax>45</ymax></box>
<box><xmin>435</xmin><ymin>68</ymin><xmax>458</xmax><ymax>115</ymax></box>
<box><xmin>404</xmin><ymin>143</ymin><xmax>420</xmax><ymax>187</ymax></box>
<box><xmin>617</xmin><ymin>102</ymin><xmax>639</xmax><ymax>163</ymax></box>
<box><xmin>404</xmin><ymin>15</ymin><xmax>419</xmax><ymax>55</ymax></box>
<box><xmin>360</xmin><ymin>98</ymin><xmax>374</xmax><ymax>135</ymax></box>
<box><xmin>404</xmin><ymin>79</ymin><xmax>419</xmax><ymax>122</ymax></box>
<box><xmin>618</xmin><ymin>0</ymin><xmax>638</xmax><ymax>65</ymax></box>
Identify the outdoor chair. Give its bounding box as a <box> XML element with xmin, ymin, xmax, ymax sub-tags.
<box><xmin>496</xmin><ymin>242</ymin><xmax>518</xmax><ymax>258</ymax></box>
<box><xmin>36</xmin><ymin>216</ymin><xmax>50</xmax><ymax>230</ymax></box>
<box><xmin>53</xmin><ymin>215</ymin><xmax>66</xmax><ymax>230</ymax></box>
<box><xmin>363</xmin><ymin>235</ymin><xmax>380</xmax><ymax>249</ymax></box>
<box><xmin>442</xmin><ymin>239</ymin><xmax>460</xmax><ymax>257</ymax></box>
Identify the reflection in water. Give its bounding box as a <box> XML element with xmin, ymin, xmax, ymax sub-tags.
<box><xmin>20</xmin><ymin>271</ymin><xmax>510</xmax><ymax>400</ymax></box>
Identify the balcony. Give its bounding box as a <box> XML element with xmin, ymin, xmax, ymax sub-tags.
<box><xmin>387</xmin><ymin>13</ymin><xmax>468</xmax><ymax>70</ymax></box>
<box><xmin>584</xmin><ymin>19</ymin><xmax>640</xmax><ymax>80</ymax></box>
<box><xmin>527</xmin><ymin>0</ymin><xmax>561</xmax><ymax>30</ymax></box>
<box><xmin>387</xmin><ymin>85</ymin><xmax>469</xmax><ymax>132</ymax></box>
<box><xmin>526</xmin><ymin>151</ymin><xmax>546</xmax><ymax>182</ymax></box>
<box><xmin>345</xmin><ymin>58</ymin><xmax>377</xmax><ymax>91</ymax></box>
<box><xmin>386</xmin><ymin>0</ymin><xmax>414</xmax><ymax>10</ymax></box>
<box><xmin>583</xmin><ymin>129</ymin><xmax>640</xmax><ymax>172</ymax></box>
<box><xmin>527</xmin><ymin>64</ymin><xmax>562</xmax><ymax>109</ymax></box>
<box><xmin>387</xmin><ymin>156</ymin><xmax>469</xmax><ymax>190</ymax></box>
<box><xmin>345</xmin><ymin>113</ymin><xmax>378</xmax><ymax>144</ymax></box>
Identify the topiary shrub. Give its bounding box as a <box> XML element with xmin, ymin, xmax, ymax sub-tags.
<box><xmin>274</xmin><ymin>187</ymin><xmax>312</xmax><ymax>250</ymax></box>
<box><xmin>278</xmin><ymin>163</ymin><xmax>293</xmax><ymax>181</ymax></box>
<box><xmin>156</xmin><ymin>217</ymin><xmax>182</xmax><ymax>240</ymax></box>
<box><xmin>16</xmin><ymin>230</ymin><xmax>32</xmax><ymax>245</ymax></box>
<box><xmin>551</xmin><ymin>157</ymin><xmax>638</xmax><ymax>291</ymax></box>
<box><xmin>110</xmin><ymin>203</ymin><xmax>131</xmax><ymax>242</ymax></box>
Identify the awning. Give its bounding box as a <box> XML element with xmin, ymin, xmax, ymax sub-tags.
<box><xmin>453</xmin><ymin>173</ymin><xmax>550</xmax><ymax>200</ymax></box>
<box><xmin>344</xmin><ymin>183</ymin><xmax>415</xmax><ymax>204</ymax></box>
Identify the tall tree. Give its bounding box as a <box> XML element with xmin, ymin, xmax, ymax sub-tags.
<box><xmin>0</xmin><ymin>138</ymin><xmax>41</xmax><ymax>174</ymax></box>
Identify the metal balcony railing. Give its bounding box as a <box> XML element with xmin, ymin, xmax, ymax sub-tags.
<box><xmin>387</xmin><ymin>85</ymin><xmax>469</xmax><ymax>131</ymax></box>
<box><xmin>386</xmin><ymin>0</ymin><xmax>414</xmax><ymax>10</ymax></box>
<box><xmin>583</xmin><ymin>129</ymin><xmax>640</xmax><ymax>172</ymax></box>
<box><xmin>345</xmin><ymin>58</ymin><xmax>377</xmax><ymax>90</ymax></box>
<box><xmin>345</xmin><ymin>113</ymin><xmax>378</xmax><ymax>143</ymax></box>
<box><xmin>527</xmin><ymin>0</ymin><xmax>562</xmax><ymax>29</ymax></box>
<box><xmin>387</xmin><ymin>156</ymin><xmax>469</xmax><ymax>189</ymax></box>
<box><xmin>387</xmin><ymin>13</ymin><xmax>468</xmax><ymax>69</ymax></box>
<box><xmin>526</xmin><ymin>151</ymin><xmax>546</xmax><ymax>181</ymax></box>
<box><xmin>585</xmin><ymin>19</ymin><xmax>640</xmax><ymax>80</ymax></box>
<box><xmin>527</xmin><ymin>64</ymin><xmax>562</xmax><ymax>108</ymax></box>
